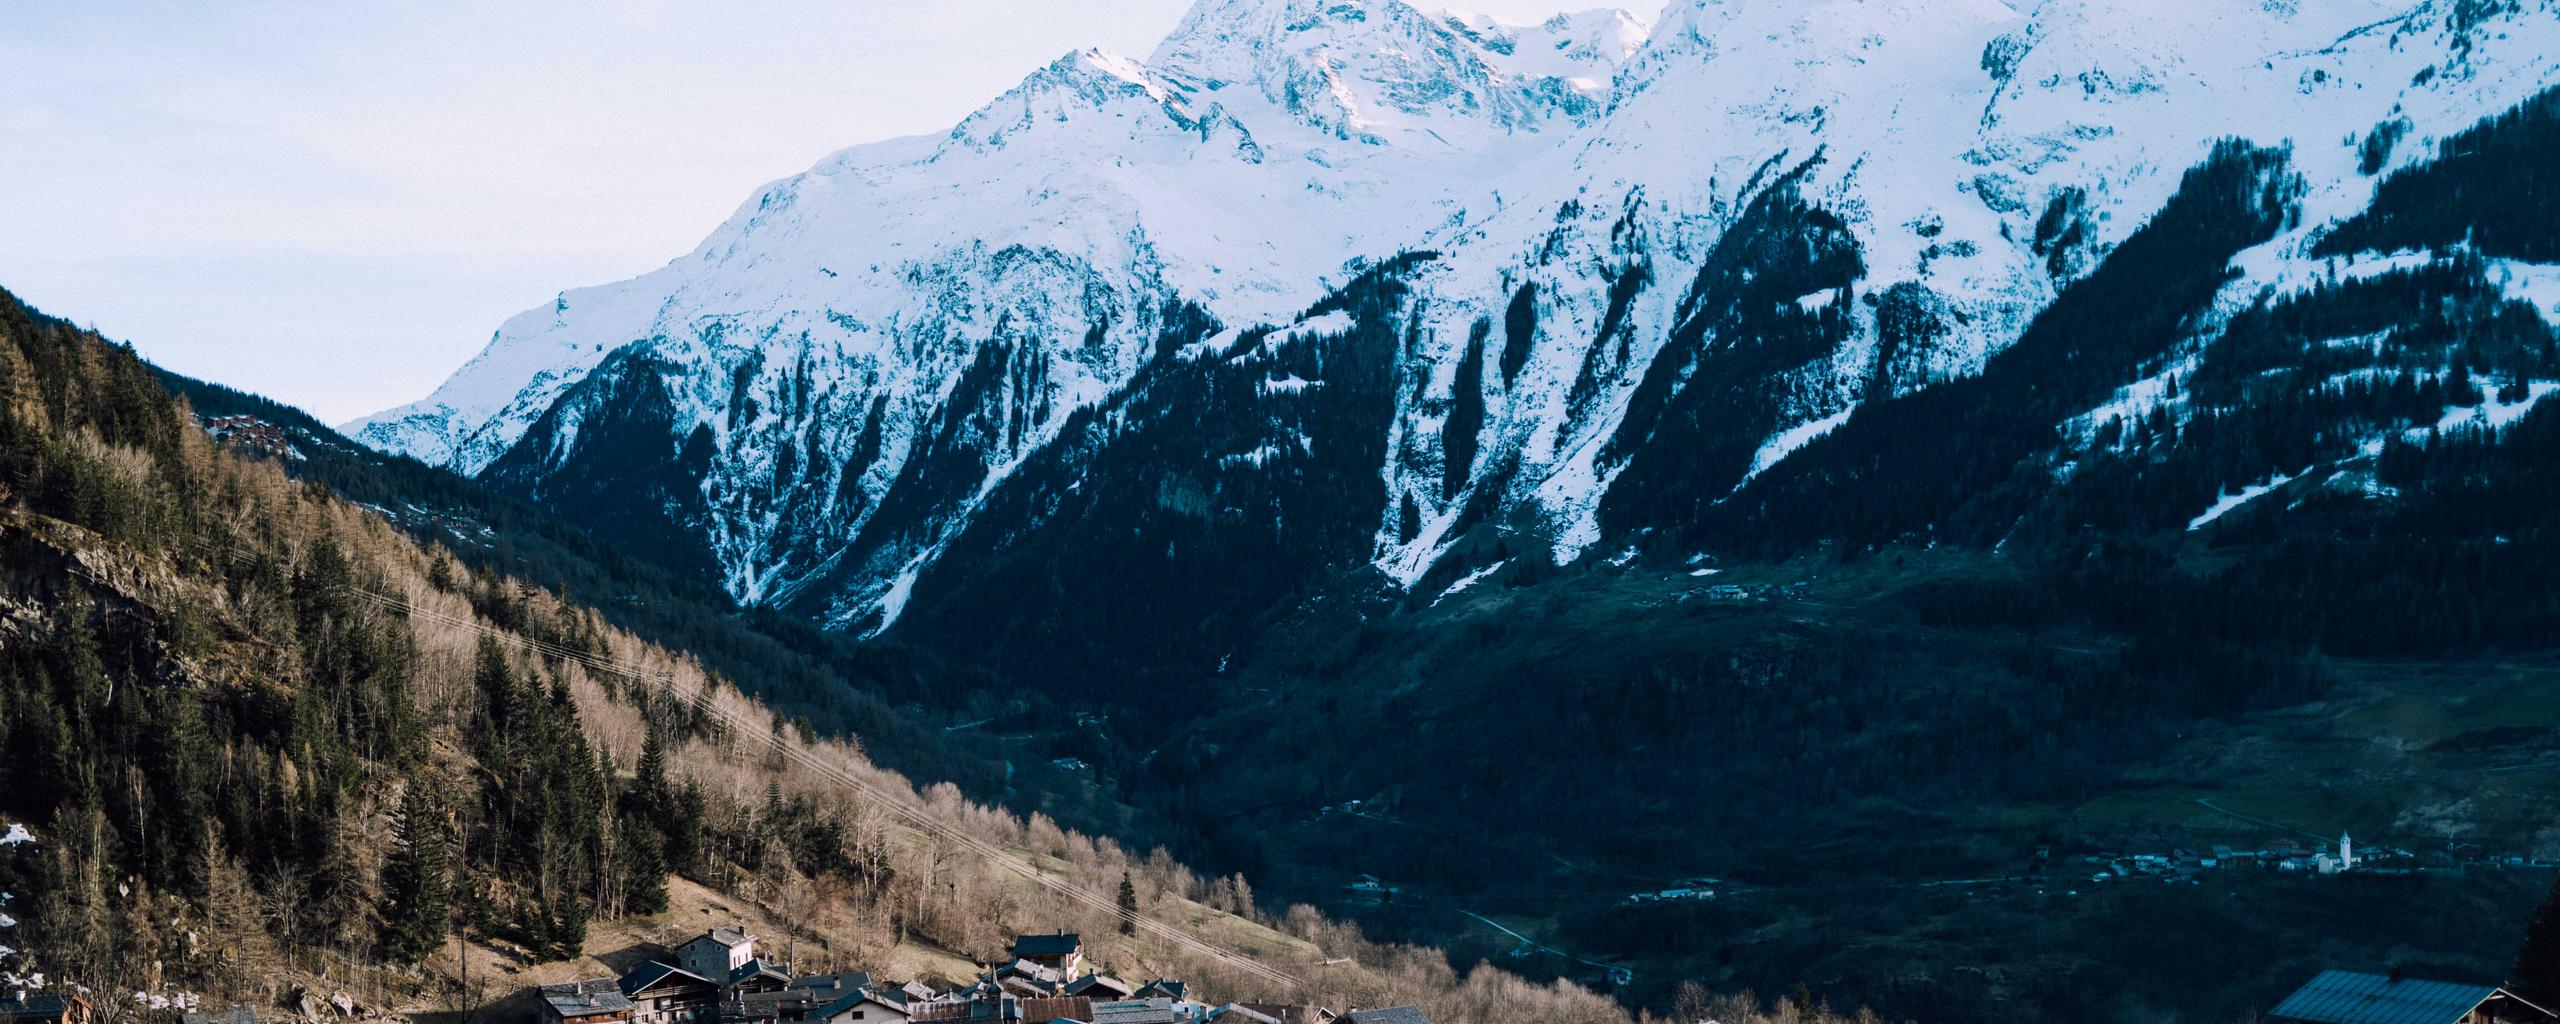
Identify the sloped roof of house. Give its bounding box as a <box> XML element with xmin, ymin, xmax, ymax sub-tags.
<box><xmin>811</xmin><ymin>988</ymin><xmax>910</xmax><ymax>1021</ymax></box>
<box><xmin>1011</xmin><ymin>933</ymin><xmax>1083</xmax><ymax>957</ymax></box>
<box><xmin>620</xmin><ymin>961</ymin><xmax>719</xmax><ymax>997</ymax></box>
<box><xmin>790</xmin><ymin>972</ymin><xmax>875</xmax><ymax>994</ymax></box>
<box><xmin>1018</xmin><ymin>996</ymin><xmax>1096</xmax><ymax>1023</ymax></box>
<box><xmin>2268</xmin><ymin>971</ymin><xmax>2523</xmax><ymax>1024</ymax></box>
<box><xmin>729</xmin><ymin>959</ymin><xmax>792</xmax><ymax>987</ymax></box>
<box><xmin>1344</xmin><ymin>1007</ymin><xmax>1431</xmax><ymax>1024</ymax></box>
<box><xmin>688</xmin><ymin>927</ymin><xmax>755</xmax><ymax>950</ymax></box>
<box><xmin>1065</xmin><ymin>975</ymin><xmax>1134</xmax><ymax>998</ymax></box>
<box><xmin>1091</xmin><ymin>998</ymin><xmax>1179</xmax><ymax>1024</ymax></box>
<box><xmin>542</xmin><ymin>980</ymin><xmax>637</xmax><ymax>1018</ymax></box>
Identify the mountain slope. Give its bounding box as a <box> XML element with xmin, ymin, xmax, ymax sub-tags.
<box><xmin>348</xmin><ymin>0</ymin><xmax>1638</xmax><ymax>630</ymax></box>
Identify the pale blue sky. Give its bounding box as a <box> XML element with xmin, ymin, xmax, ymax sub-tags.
<box><xmin>0</xmin><ymin>1</ymin><xmax>1609</xmax><ymax>423</ymax></box>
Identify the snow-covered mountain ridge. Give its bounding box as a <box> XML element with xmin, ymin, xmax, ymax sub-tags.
<box><xmin>347</xmin><ymin>0</ymin><xmax>2560</xmax><ymax>640</ymax></box>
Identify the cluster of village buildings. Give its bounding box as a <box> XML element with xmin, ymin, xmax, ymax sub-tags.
<box><xmin>9</xmin><ymin>935</ymin><xmax>2560</xmax><ymax>1024</ymax></box>
<box><xmin>533</xmin><ymin>929</ymin><xmax>1420</xmax><ymax>1024</ymax></box>
<box><xmin>1612</xmin><ymin>832</ymin><xmax>2526</xmax><ymax>905</ymax></box>
<box><xmin>200</xmin><ymin>415</ymin><xmax>295</xmax><ymax>460</ymax></box>
<box><xmin>2055</xmin><ymin>831</ymin><xmax>2513</xmax><ymax>885</ymax></box>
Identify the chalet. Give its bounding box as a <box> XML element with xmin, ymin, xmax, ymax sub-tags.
<box><xmin>680</xmin><ymin>929</ymin><xmax>761</xmax><ymax>984</ymax></box>
<box><xmin>622</xmin><ymin>961</ymin><xmax>722</xmax><ymax>1024</ymax></box>
<box><xmin>2269</xmin><ymin>970</ymin><xmax>2558</xmax><ymax>1024</ymax></box>
<box><xmin>792</xmin><ymin>975</ymin><xmax>876</xmax><ymax>998</ymax></box>
<box><xmin>995</xmin><ymin>960</ymin><xmax>1065</xmax><ymax>997</ymax></box>
<box><xmin>1065</xmin><ymin>975</ymin><xmax>1135</xmax><ymax>1000</ymax></box>
<box><xmin>544</xmin><ymin>980</ymin><xmax>639</xmax><ymax>1024</ymax></box>
<box><xmin>809</xmin><ymin>989</ymin><xmax>914</xmax><ymax>1024</ymax></box>
<box><xmin>1342</xmin><ymin>1009</ymin><xmax>1431</xmax><ymax>1024</ymax></box>
<box><xmin>1344</xmin><ymin>877</ymin><xmax>1396</xmax><ymax>901</ymax></box>
<box><xmin>0</xmin><ymin>995</ymin><xmax>92</xmax><ymax>1024</ymax></box>
<box><xmin>1131</xmin><ymin>982</ymin><xmax>1185</xmax><ymax>1002</ymax></box>
<box><xmin>1009</xmin><ymin>934</ymin><xmax>1085</xmax><ymax>978</ymax></box>
<box><xmin>728</xmin><ymin>961</ymin><xmax>795</xmax><ymax>994</ymax></box>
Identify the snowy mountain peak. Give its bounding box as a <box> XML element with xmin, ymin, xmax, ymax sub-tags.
<box><xmin>1627</xmin><ymin>0</ymin><xmax>2022</xmax><ymax>91</ymax></box>
<box><xmin>1438</xmin><ymin>7</ymin><xmax>1651</xmax><ymax>89</ymax></box>
<box><xmin>1146</xmin><ymin>0</ymin><xmax>1634</xmax><ymax>144</ymax></box>
<box><xmin>943</xmin><ymin>47</ymin><xmax>1195</xmax><ymax>153</ymax></box>
<box><xmin>349</xmin><ymin>0</ymin><xmax>2560</xmax><ymax>641</ymax></box>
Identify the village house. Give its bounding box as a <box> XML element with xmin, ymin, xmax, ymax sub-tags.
<box><xmin>807</xmin><ymin>988</ymin><xmax>914</xmax><ymax>1024</ymax></box>
<box><xmin>621</xmin><ymin>961</ymin><xmax>722</xmax><ymax>1024</ymax></box>
<box><xmin>543</xmin><ymin>980</ymin><xmax>639</xmax><ymax>1024</ymax></box>
<box><xmin>0</xmin><ymin>995</ymin><xmax>91</xmax><ymax>1024</ymax></box>
<box><xmin>1132</xmin><ymin>981</ymin><xmax>1186</xmax><ymax>1002</ymax></box>
<box><xmin>727</xmin><ymin>962</ymin><xmax>795</xmax><ymax>997</ymax></box>
<box><xmin>791</xmin><ymin>974</ymin><xmax>875</xmax><ymax>999</ymax></box>
<box><xmin>1007</xmin><ymin>934</ymin><xmax>1085</xmax><ymax>979</ymax></box>
<box><xmin>994</xmin><ymin>960</ymin><xmax>1065</xmax><ymax>997</ymax></box>
<box><xmin>2268</xmin><ymin>970</ymin><xmax>2558</xmax><ymax>1024</ymax></box>
<box><xmin>1065</xmin><ymin>975</ymin><xmax>1136</xmax><ymax>1000</ymax></box>
<box><xmin>1343</xmin><ymin>877</ymin><xmax>1398</xmax><ymax>906</ymax></box>
<box><xmin>680</xmin><ymin>929</ymin><xmax>762</xmax><ymax>984</ymax></box>
<box><xmin>1342</xmin><ymin>1008</ymin><xmax>1431</xmax><ymax>1024</ymax></box>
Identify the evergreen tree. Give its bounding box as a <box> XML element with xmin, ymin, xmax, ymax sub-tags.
<box><xmin>1117</xmin><ymin>871</ymin><xmax>1139</xmax><ymax>936</ymax></box>
<box><xmin>617</xmin><ymin>808</ymin><xmax>669</xmax><ymax>916</ymax></box>
<box><xmin>549</xmin><ymin>892</ymin><xmax>589</xmax><ymax>962</ymax></box>
<box><xmin>2515</xmin><ymin>869</ymin><xmax>2560</xmax><ymax>1003</ymax></box>
<box><xmin>380</xmin><ymin>781</ymin><xmax>452</xmax><ymax>964</ymax></box>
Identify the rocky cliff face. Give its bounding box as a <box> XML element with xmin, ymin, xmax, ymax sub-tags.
<box><xmin>350</xmin><ymin>0</ymin><xmax>2560</xmax><ymax>655</ymax></box>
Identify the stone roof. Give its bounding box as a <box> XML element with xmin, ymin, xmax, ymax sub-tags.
<box><xmin>543</xmin><ymin>980</ymin><xmax>637</xmax><ymax>1018</ymax></box>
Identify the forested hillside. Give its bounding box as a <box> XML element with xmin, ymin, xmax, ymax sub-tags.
<box><xmin>158</xmin><ymin>372</ymin><xmax>1012</xmax><ymax>792</ymax></box>
<box><xmin>0</xmin><ymin>287</ymin><xmax>1820</xmax><ymax>1024</ymax></box>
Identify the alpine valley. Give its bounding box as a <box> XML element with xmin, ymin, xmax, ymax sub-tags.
<box><xmin>151</xmin><ymin>0</ymin><xmax>2560</xmax><ymax>1018</ymax></box>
